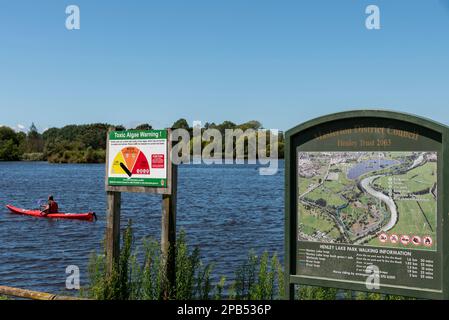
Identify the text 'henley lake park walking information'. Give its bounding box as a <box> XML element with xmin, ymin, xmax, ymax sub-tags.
<box><xmin>107</xmin><ymin>130</ymin><xmax>168</xmax><ymax>187</ymax></box>
<box><xmin>297</xmin><ymin>151</ymin><xmax>440</xmax><ymax>292</ymax></box>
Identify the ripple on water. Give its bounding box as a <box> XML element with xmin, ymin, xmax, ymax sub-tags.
<box><xmin>0</xmin><ymin>162</ymin><xmax>284</xmax><ymax>293</ymax></box>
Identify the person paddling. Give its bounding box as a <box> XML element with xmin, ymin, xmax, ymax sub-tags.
<box><xmin>41</xmin><ymin>195</ymin><xmax>59</xmax><ymax>216</ymax></box>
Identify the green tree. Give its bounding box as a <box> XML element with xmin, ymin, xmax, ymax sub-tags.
<box><xmin>172</xmin><ymin>118</ymin><xmax>190</xmax><ymax>130</ymax></box>
<box><xmin>238</xmin><ymin>120</ymin><xmax>262</xmax><ymax>131</ymax></box>
<box><xmin>26</xmin><ymin>122</ymin><xmax>43</xmax><ymax>153</ymax></box>
<box><xmin>17</xmin><ymin>131</ymin><xmax>27</xmax><ymax>154</ymax></box>
<box><xmin>135</xmin><ymin>123</ymin><xmax>153</xmax><ymax>130</ymax></box>
<box><xmin>217</xmin><ymin>121</ymin><xmax>236</xmax><ymax>133</ymax></box>
<box><xmin>0</xmin><ymin>126</ymin><xmax>21</xmax><ymax>160</ymax></box>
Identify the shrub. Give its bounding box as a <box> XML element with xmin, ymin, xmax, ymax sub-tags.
<box><xmin>21</xmin><ymin>152</ymin><xmax>45</xmax><ymax>161</ymax></box>
<box><xmin>229</xmin><ymin>250</ymin><xmax>284</xmax><ymax>300</ymax></box>
<box><xmin>85</xmin><ymin>221</ymin><xmax>284</xmax><ymax>300</ymax></box>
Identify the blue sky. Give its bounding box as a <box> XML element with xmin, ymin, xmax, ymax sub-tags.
<box><xmin>1</xmin><ymin>0</ymin><xmax>449</xmax><ymax>132</ymax></box>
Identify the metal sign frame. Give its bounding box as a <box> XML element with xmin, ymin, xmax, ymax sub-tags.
<box><xmin>285</xmin><ymin>110</ymin><xmax>449</xmax><ymax>300</ymax></box>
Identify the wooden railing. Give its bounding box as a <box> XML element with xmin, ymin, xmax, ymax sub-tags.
<box><xmin>0</xmin><ymin>285</ymin><xmax>87</xmax><ymax>300</ymax></box>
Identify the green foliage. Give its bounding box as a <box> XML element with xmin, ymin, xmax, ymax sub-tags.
<box><xmin>86</xmin><ymin>222</ymin><xmax>284</xmax><ymax>300</ymax></box>
<box><xmin>352</xmin><ymin>291</ymin><xmax>414</xmax><ymax>300</ymax></box>
<box><xmin>135</xmin><ymin>123</ymin><xmax>153</xmax><ymax>130</ymax></box>
<box><xmin>42</xmin><ymin>123</ymin><xmax>112</xmax><ymax>163</ymax></box>
<box><xmin>21</xmin><ymin>152</ymin><xmax>45</xmax><ymax>161</ymax></box>
<box><xmin>86</xmin><ymin>222</ymin><xmax>222</xmax><ymax>300</ymax></box>
<box><xmin>174</xmin><ymin>119</ymin><xmax>284</xmax><ymax>159</ymax></box>
<box><xmin>0</xmin><ymin>126</ymin><xmax>19</xmax><ymax>142</ymax></box>
<box><xmin>384</xmin><ymin>294</ymin><xmax>414</xmax><ymax>300</ymax></box>
<box><xmin>0</xmin><ymin>138</ymin><xmax>21</xmax><ymax>161</ymax></box>
<box><xmin>83</xmin><ymin>147</ymin><xmax>105</xmax><ymax>163</ymax></box>
<box><xmin>84</xmin><ymin>222</ymin><xmax>413</xmax><ymax>302</ymax></box>
<box><xmin>296</xmin><ymin>286</ymin><xmax>339</xmax><ymax>300</ymax></box>
<box><xmin>43</xmin><ymin>123</ymin><xmax>111</xmax><ymax>150</ymax></box>
<box><xmin>0</xmin><ymin>126</ymin><xmax>22</xmax><ymax>160</ymax></box>
<box><xmin>175</xmin><ymin>231</ymin><xmax>201</xmax><ymax>299</ymax></box>
<box><xmin>45</xmin><ymin>143</ymin><xmax>105</xmax><ymax>163</ymax></box>
<box><xmin>214</xmin><ymin>276</ymin><xmax>226</xmax><ymax>300</ymax></box>
<box><xmin>26</xmin><ymin>123</ymin><xmax>44</xmax><ymax>153</ymax></box>
<box><xmin>172</xmin><ymin>118</ymin><xmax>190</xmax><ymax>130</ymax></box>
<box><xmin>229</xmin><ymin>250</ymin><xmax>284</xmax><ymax>300</ymax></box>
<box><xmin>1</xmin><ymin>119</ymin><xmax>285</xmax><ymax>162</ymax></box>
<box><xmin>141</xmin><ymin>238</ymin><xmax>164</xmax><ymax>300</ymax></box>
<box><xmin>295</xmin><ymin>288</ymin><xmax>414</xmax><ymax>300</ymax></box>
<box><xmin>86</xmin><ymin>221</ymin><xmax>134</xmax><ymax>300</ymax></box>
<box><xmin>237</xmin><ymin>120</ymin><xmax>262</xmax><ymax>131</ymax></box>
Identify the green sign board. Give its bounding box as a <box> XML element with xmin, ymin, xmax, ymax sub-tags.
<box><xmin>107</xmin><ymin>130</ymin><xmax>168</xmax><ymax>188</ymax></box>
<box><xmin>285</xmin><ymin>110</ymin><xmax>449</xmax><ymax>299</ymax></box>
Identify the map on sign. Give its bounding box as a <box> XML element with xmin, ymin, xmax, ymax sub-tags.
<box><xmin>298</xmin><ymin>151</ymin><xmax>437</xmax><ymax>250</ymax></box>
<box><xmin>108</xmin><ymin>130</ymin><xmax>168</xmax><ymax>187</ymax></box>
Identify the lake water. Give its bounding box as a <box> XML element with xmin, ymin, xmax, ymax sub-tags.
<box><xmin>0</xmin><ymin>161</ymin><xmax>284</xmax><ymax>295</ymax></box>
<box><xmin>346</xmin><ymin>159</ymin><xmax>399</xmax><ymax>180</ymax></box>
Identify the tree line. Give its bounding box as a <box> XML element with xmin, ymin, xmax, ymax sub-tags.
<box><xmin>0</xmin><ymin>119</ymin><xmax>284</xmax><ymax>163</ymax></box>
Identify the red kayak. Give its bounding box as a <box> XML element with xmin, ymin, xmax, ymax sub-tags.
<box><xmin>5</xmin><ymin>205</ymin><xmax>97</xmax><ymax>222</ymax></box>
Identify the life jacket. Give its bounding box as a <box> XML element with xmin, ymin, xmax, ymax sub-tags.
<box><xmin>49</xmin><ymin>200</ymin><xmax>59</xmax><ymax>213</ymax></box>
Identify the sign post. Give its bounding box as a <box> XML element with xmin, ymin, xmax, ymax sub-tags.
<box><xmin>106</xmin><ymin>191</ymin><xmax>121</xmax><ymax>274</ymax></box>
<box><xmin>161</xmin><ymin>163</ymin><xmax>177</xmax><ymax>297</ymax></box>
<box><xmin>285</xmin><ymin>110</ymin><xmax>449</xmax><ymax>299</ymax></box>
<box><xmin>105</xmin><ymin>129</ymin><xmax>176</xmax><ymax>296</ymax></box>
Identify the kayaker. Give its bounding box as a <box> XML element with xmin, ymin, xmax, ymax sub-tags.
<box><xmin>41</xmin><ymin>195</ymin><xmax>59</xmax><ymax>216</ymax></box>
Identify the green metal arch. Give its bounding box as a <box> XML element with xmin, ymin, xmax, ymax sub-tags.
<box><xmin>286</xmin><ymin>109</ymin><xmax>449</xmax><ymax>138</ymax></box>
<box><xmin>284</xmin><ymin>108</ymin><xmax>449</xmax><ymax>300</ymax></box>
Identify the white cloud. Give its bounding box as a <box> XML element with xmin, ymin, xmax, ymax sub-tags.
<box><xmin>14</xmin><ymin>124</ymin><xmax>28</xmax><ymax>133</ymax></box>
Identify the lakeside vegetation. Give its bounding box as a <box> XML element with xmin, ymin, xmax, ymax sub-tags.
<box><xmin>0</xmin><ymin>119</ymin><xmax>284</xmax><ymax>163</ymax></box>
<box><xmin>85</xmin><ymin>221</ymin><xmax>284</xmax><ymax>300</ymax></box>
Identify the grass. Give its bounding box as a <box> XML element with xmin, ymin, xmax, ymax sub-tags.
<box><xmin>306</xmin><ymin>186</ymin><xmax>346</xmax><ymax>208</ymax></box>
<box><xmin>299</xmin><ymin>203</ymin><xmax>336</xmax><ymax>236</ymax></box>
<box><xmin>376</xmin><ymin>162</ymin><xmax>436</xmax><ymax>194</ymax></box>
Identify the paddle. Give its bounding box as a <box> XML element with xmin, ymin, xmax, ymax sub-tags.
<box><xmin>39</xmin><ymin>205</ymin><xmax>49</xmax><ymax>216</ymax></box>
<box><xmin>36</xmin><ymin>199</ymin><xmax>48</xmax><ymax>216</ymax></box>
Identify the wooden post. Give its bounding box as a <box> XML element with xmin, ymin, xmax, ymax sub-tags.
<box><xmin>0</xmin><ymin>285</ymin><xmax>88</xmax><ymax>300</ymax></box>
<box><xmin>161</xmin><ymin>163</ymin><xmax>177</xmax><ymax>298</ymax></box>
<box><xmin>105</xmin><ymin>129</ymin><xmax>176</xmax><ymax>296</ymax></box>
<box><xmin>106</xmin><ymin>191</ymin><xmax>121</xmax><ymax>274</ymax></box>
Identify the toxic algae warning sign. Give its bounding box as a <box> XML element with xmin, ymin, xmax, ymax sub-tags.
<box><xmin>107</xmin><ymin>130</ymin><xmax>168</xmax><ymax>187</ymax></box>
